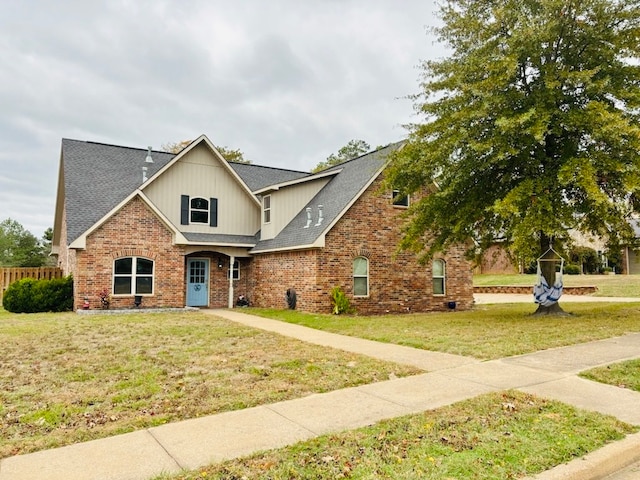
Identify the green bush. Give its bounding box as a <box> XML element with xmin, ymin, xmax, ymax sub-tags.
<box><xmin>563</xmin><ymin>264</ymin><xmax>581</xmax><ymax>275</ymax></box>
<box><xmin>3</xmin><ymin>276</ymin><xmax>73</xmax><ymax>313</ymax></box>
<box><xmin>330</xmin><ymin>286</ymin><xmax>354</xmax><ymax>315</ymax></box>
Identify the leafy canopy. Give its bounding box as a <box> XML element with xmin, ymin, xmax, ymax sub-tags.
<box><xmin>387</xmin><ymin>0</ymin><xmax>640</xmax><ymax>263</ymax></box>
<box><xmin>313</xmin><ymin>139</ymin><xmax>371</xmax><ymax>172</ymax></box>
<box><xmin>0</xmin><ymin>218</ymin><xmax>48</xmax><ymax>267</ymax></box>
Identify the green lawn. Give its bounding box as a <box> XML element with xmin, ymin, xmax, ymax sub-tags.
<box><xmin>249</xmin><ymin>303</ymin><xmax>640</xmax><ymax>360</ymax></box>
<box><xmin>474</xmin><ymin>273</ymin><xmax>640</xmax><ymax>297</ymax></box>
<box><xmin>0</xmin><ymin>310</ymin><xmax>420</xmax><ymax>458</ymax></box>
<box><xmin>3</xmin><ymin>304</ymin><xmax>639</xmax><ymax>479</ymax></box>
<box><xmin>156</xmin><ymin>391</ymin><xmax>635</xmax><ymax>480</ymax></box>
<box><xmin>581</xmin><ymin>359</ymin><xmax>640</xmax><ymax>392</ymax></box>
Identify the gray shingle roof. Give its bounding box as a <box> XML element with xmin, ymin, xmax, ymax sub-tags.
<box><xmin>229</xmin><ymin>162</ymin><xmax>309</xmax><ymax>192</ymax></box>
<box><xmin>182</xmin><ymin>232</ymin><xmax>259</xmax><ymax>245</ymax></box>
<box><xmin>251</xmin><ymin>142</ymin><xmax>404</xmax><ymax>253</ymax></box>
<box><xmin>61</xmin><ymin>139</ymin><xmax>175</xmax><ymax>243</ymax></box>
<box><xmin>60</xmin><ymin>137</ymin><xmax>403</xmax><ymax>251</ymax></box>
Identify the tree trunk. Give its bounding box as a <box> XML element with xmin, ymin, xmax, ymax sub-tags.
<box><xmin>532</xmin><ymin>233</ymin><xmax>570</xmax><ymax>316</ymax></box>
<box><xmin>533</xmin><ymin>302</ymin><xmax>569</xmax><ymax>315</ymax></box>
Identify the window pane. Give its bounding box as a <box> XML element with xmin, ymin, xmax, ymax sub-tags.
<box><xmin>191</xmin><ymin>211</ymin><xmax>208</xmax><ymax>223</ymax></box>
<box><xmin>433</xmin><ymin>278</ymin><xmax>445</xmax><ymax>295</ymax></box>
<box><xmin>353</xmin><ymin>257</ymin><xmax>368</xmax><ymax>276</ymax></box>
<box><xmin>263</xmin><ymin>195</ymin><xmax>270</xmax><ymax>209</ymax></box>
<box><xmin>354</xmin><ymin>277</ymin><xmax>368</xmax><ymax>296</ymax></box>
<box><xmin>136</xmin><ymin>277</ymin><xmax>153</xmax><ymax>294</ymax></box>
<box><xmin>137</xmin><ymin>258</ymin><xmax>153</xmax><ymax>274</ymax></box>
<box><xmin>433</xmin><ymin>259</ymin><xmax>444</xmax><ymax>277</ymax></box>
<box><xmin>264</xmin><ymin>210</ymin><xmax>271</xmax><ymax>223</ymax></box>
<box><xmin>392</xmin><ymin>190</ymin><xmax>409</xmax><ymax>206</ymax></box>
<box><xmin>114</xmin><ymin>277</ymin><xmax>132</xmax><ymax>295</ymax></box>
<box><xmin>191</xmin><ymin>197</ymin><xmax>208</xmax><ymax>210</ymax></box>
<box><xmin>115</xmin><ymin>258</ymin><xmax>132</xmax><ymax>274</ymax></box>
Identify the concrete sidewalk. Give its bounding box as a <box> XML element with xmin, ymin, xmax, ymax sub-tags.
<box><xmin>2</xmin><ymin>310</ymin><xmax>640</xmax><ymax>480</ymax></box>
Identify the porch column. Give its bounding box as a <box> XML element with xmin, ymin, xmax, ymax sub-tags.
<box><xmin>228</xmin><ymin>255</ymin><xmax>235</xmax><ymax>308</ymax></box>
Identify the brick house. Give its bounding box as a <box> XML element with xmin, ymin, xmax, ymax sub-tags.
<box><xmin>51</xmin><ymin>135</ymin><xmax>474</xmax><ymax>314</ymax></box>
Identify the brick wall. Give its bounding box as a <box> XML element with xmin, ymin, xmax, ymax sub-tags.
<box><xmin>74</xmin><ymin>197</ymin><xmax>186</xmax><ymax>310</ymax></box>
<box><xmin>252</xmin><ymin>175</ymin><xmax>474</xmax><ymax>314</ymax></box>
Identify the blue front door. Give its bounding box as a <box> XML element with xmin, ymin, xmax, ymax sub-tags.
<box><xmin>186</xmin><ymin>259</ymin><xmax>209</xmax><ymax>307</ymax></box>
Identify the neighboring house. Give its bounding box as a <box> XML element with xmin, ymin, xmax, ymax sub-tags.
<box><xmin>52</xmin><ymin>135</ymin><xmax>474</xmax><ymax>314</ymax></box>
<box><xmin>622</xmin><ymin>220</ymin><xmax>640</xmax><ymax>275</ymax></box>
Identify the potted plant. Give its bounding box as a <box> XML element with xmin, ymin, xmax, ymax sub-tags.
<box><xmin>98</xmin><ymin>288</ymin><xmax>110</xmax><ymax>309</ymax></box>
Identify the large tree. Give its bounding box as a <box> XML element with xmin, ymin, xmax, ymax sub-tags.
<box><xmin>0</xmin><ymin>219</ymin><xmax>47</xmax><ymax>267</ymax></box>
<box><xmin>387</xmin><ymin>0</ymin><xmax>640</xmax><ymax>311</ymax></box>
<box><xmin>312</xmin><ymin>139</ymin><xmax>371</xmax><ymax>172</ymax></box>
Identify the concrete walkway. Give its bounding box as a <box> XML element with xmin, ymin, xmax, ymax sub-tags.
<box><xmin>2</xmin><ymin>309</ymin><xmax>640</xmax><ymax>480</ymax></box>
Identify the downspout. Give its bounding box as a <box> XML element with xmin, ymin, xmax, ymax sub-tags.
<box><xmin>228</xmin><ymin>255</ymin><xmax>235</xmax><ymax>308</ymax></box>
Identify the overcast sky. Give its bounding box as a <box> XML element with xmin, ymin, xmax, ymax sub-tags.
<box><xmin>0</xmin><ymin>0</ymin><xmax>445</xmax><ymax>238</ymax></box>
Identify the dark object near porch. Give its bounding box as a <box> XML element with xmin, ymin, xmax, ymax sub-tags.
<box><xmin>134</xmin><ymin>295</ymin><xmax>142</xmax><ymax>308</ymax></box>
<box><xmin>236</xmin><ymin>294</ymin><xmax>249</xmax><ymax>307</ymax></box>
<box><xmin>447</xmin><ymin>301</ymin><xmax>456</xmax><ymax>310</ymax></box>
<box><xmin>286</xmin><ymin>288</ymin><xmax>297</xmax><ymax>309</ymax></box>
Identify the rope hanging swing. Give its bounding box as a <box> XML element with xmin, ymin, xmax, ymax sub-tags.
<box><xmin>533</xmin><ymin>247</ymin><xmax>565</xmax><ymax>307</ymax></box>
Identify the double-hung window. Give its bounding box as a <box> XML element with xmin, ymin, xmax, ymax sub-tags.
<box><xmin>263</xmin><ymin>195</ymin><xmax>271</xmax><ymax>224</ymax></box>
<box><xmin>180</xmin><ymin>195</ymin><xmax>218</xmax><ymax>227</ymax></box>
<box><xmin>353</xmin><ymin>257</ymin><xmax>369</xmax><ymax>297</ymax></box>
<box><xmin>113</xmin><ymin>257</ymin><xmax>154</xmax><ymax>295</ymax></box>
<box><xmin>432</xmin><ymin>259</ymin><xmax>446</xmax><ymax>295</ymax></box>
<box><xmin>227</xmin><ymin>260</ymin><xmax>240</xmax><ymax>280</ymax></box>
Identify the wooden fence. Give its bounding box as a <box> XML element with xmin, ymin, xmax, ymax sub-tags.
<box><xmin>0</xmin><ymin>267</ymin><xmax>64</xmax><ymax>305</ymax></box>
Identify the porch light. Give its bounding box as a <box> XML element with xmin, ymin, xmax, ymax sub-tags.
<box><xmin>218</xmin><ymin>257</ymin><xmax>224</xmax><ymax>268</ymax></box>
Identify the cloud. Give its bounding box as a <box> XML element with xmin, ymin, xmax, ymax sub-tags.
<box><xmin>0</xmin><ymin>0</ymin><xmax>440</xmax><ymax>236</ymax></box>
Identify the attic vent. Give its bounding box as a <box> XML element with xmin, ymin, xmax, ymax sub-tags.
<box><xmin>314</xmin><ymin>205</ymin><xmax>324</xmax><ymax>226</ymax></box>
<box><xmin>304</xmin><ymin>207</ymin><xmax>312</xmax><ymax>228</ymax></box>
<box><xmin>145</xmin><ymin>147</ymin><xmax>154</xmax><ymax>163</ymax></box>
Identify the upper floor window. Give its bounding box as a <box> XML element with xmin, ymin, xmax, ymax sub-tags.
<box><xmin>392</xmin><ymin>189</ymin><xmax>409</xmax><ymax>207</ymax></box>
<box><xmin>353</xmin><ymin>256</ymin><xmax>369</xmax><ymax>297</ymax></box>
<box><xmin>181</xmin><ymin>195</ymin><xmax>218</xmax><ymax>227</ymax></box>
<box><xmin>432</xmin><ymin>259</ymin><xmax>446</xmax><ymax>295</ymax></box>
<box><xmin>113</xmin><ymin>257</ymin><xmax>154</xmax><ymax>295</ymax></box>
<box><xmin>263</xmin><ymin>195</ymin><xmax>271</xmax><ymax>224</ymax></box>
<box><xmin>190</xmin><ymin>197</ymin><xmax>209</xmax><ymax>223</ymax></box>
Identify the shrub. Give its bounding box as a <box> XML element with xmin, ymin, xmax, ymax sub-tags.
<box><xmin>563</xmin><ymin>264</ymin><xmax>581</xmax><ymax>275</ymax></box>
<box><xmin>330</xmin><ymin>286</ymin><xmax>354</xmax><ymax>315</ymax></box>
<box><xmin>3</xmin><ymin>276</ymin><xmax>73</xmax><ymax>313</ymax></box>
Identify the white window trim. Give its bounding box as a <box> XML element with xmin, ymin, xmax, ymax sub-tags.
<box><xmin>190</xmin><ymin>197</ymin><xmax>209</xmax><ymax>224</ymax></box>
<box><xmin>227</xmin><ymin>260</ymin><xmax>240</xmax><ymax>280</ymax></box>
<box><xmin>353</xmin><ymin>256</ymin><xmax>369</xmax><ymax>298</ymax></box>
<box><xmin>263</xmin><ymin>194</ymin><xmax>271</xmax><ymax>224</ymax></box>
<box><xmin>392</xmin><ymin>189</ymin><xmax>410</xmax><ymax>207</ymax></box>
<box><xmin>113</xmin><ymin>256</ymin><xmax>154</xmax><ymax>296</ymax></box>
<box><xmin>432</xmin><ymin>259</ymin><xmax>446</xmax><ymax>296</ymax></box>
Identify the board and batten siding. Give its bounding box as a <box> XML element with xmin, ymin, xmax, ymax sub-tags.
<box><xmin>260</xmin><ymin>177</ymin><xmax>331</xmax><ymax>240</ymax></box>
<box><xmin>143</xmin><ymin>143</ymin><xmax>260</xmax><ymax>235</ymax></box>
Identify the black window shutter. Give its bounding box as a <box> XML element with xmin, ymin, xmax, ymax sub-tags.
<box><xmin>180</xmin><ymin>195</ymin><xmax>189</xmax><ymax>225</ymax></box>
<box><xmin>210</xmin><ymin>198</ymin><xmax>218</xmax><ymax>227</ymax></box>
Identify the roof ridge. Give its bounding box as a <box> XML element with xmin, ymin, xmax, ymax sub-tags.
<box><xmin>230</xmin><ymin>162</ymin><xmax>310</xmax><ymax>175</ymax></box>
<box><xmin>62</xmin><ymin>138</ymin><xmax>174</xmax><ymax>156</ymax></box>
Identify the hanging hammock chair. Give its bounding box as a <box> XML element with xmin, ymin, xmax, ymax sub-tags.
<box><xmin>533</xmin><ymin>248</ymin><xmax>565</xmax><ymax>307</ymax></box>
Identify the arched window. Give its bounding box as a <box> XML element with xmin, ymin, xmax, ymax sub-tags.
<box><xmin>353</xmin><ymin>257</ymin><xmax>369</xmax><ymax>297</ymax></box>
<box><xmin>432</xmin><ymin>259</ymin><xmax>445</xmax><ymax>295</ymax></box>
<box><xmin>113</xmin><ymin>257</ymin><xmax>154</xmax><ymax>295</ymax></box>
<box><xmin>190</xmin><ymin>197</ymin><xmax>209</xmax><ymax>224</ymax></box>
